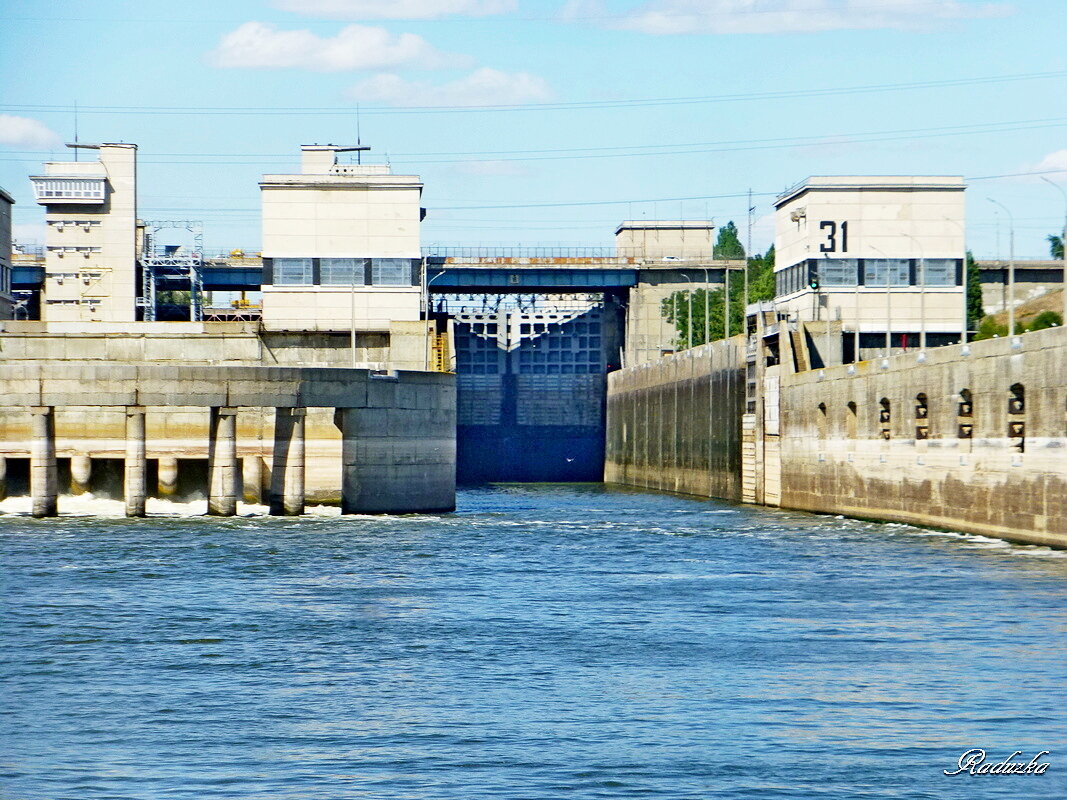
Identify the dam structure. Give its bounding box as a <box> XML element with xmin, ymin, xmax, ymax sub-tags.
<box><xmin>606</xmin><ymin>175</ymin><xmax>1067</xmax><ymax>549</ymax></box>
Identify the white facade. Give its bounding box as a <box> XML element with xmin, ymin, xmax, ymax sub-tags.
<box><xmin>0</xmin><ymin>187</ymin><xmax>13</xmax><ymax>319</ymax></box>
<box><xmin>774</xmin><ymin>176</ymin><xmax>966</xmax><ymax>352</ymax></box>
<box><xmin>260</xmin><ymin>146</ymin><xmax>424</xmax><ymax>332</ymax></box>
<box><xmin>30</xmin><ymin>144</ymin><xmax>138</xmax><ymax>322</ymax></box>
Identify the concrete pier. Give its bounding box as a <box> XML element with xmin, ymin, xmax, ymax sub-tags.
<box><xmin>208</xmin><ymin>407</ymin><xmax>238</xmax><ymax>516</ymax></box>
<box><xmin>157</xmin><ymin>456</ymin><xmax>179</xmax><ymax>498</ymax></box>
<box><xmin>70</xmin><ymin>454</ymin><xmax>92</xmax><ymax>495</ymax></box>
<box><xmin>124</xmin><ymin>407</ymin><xmax>146</xmax><ymax>517</ymax></box>
<box><xmin>30</xmin><ymin>406</ymin><xmax>58</xmax><ymax>518</ymax></box>
<box><xmin>242</xmin><ymin>456</ymin><xmax>264</xmax><ymax>504</ymax></box>
<box><xmin>338</xmin><ymin>374</ymin><xmax>456</xmax><ymax>514</ymax></box>
<box><xmin>0</xmin><ymin>364</ymin><xmax>457</xmax><ymax>515</ymax></box>
<box><xmin>269</xmin><ymin>408</ymin><xmax>305</xmax><ymax>516</ymax></box>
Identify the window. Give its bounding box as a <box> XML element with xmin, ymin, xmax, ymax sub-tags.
<box><xmin>819</xmin><ymin>258</ymin><xmax>857</xmax><ymax>286</ymax></box>
<box><xmin>921</xmin><ymin>258</ymin><xmax>957</xmax><ymax>287</ymax></box>
<box><xmin>274</xmin><ymin>257</ymin><xmax>313</xmax><ymax>285</ymax></box>
<box><xmin>371</xmin><ymin>258</ymin><xmax>412</xmax><ymax>286</ymax></box>
<box><xmin>320</xmin><ymin>258</ymin><xmax>365</xmax><ymax>286</ymax></box>
<box><xmin>879</xmin><ymin>398</ymin><xmax>892</xmax><ymax>440</ymax></box>
<box><xmin>863</xmin><ymin>259</ymin><xmax>910</xmax><ymax>287</ymax></box>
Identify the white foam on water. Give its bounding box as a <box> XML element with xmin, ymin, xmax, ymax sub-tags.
<box><xmin>0</xmin><ymin>493</ymin><xmax>345</xmax><ymax>519</ymax></box>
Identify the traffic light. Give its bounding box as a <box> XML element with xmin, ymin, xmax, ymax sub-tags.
<box><xmin>808</xmin><ymin>273</ymin><xmax>820</xmax><ymax>291</ymax></box>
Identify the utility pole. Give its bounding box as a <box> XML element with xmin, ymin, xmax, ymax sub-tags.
<box><xmin>745</xmin><ymin>188</ymin><xmax>753</xmax><ymax>325</ymax></box>
<box><xmin>988</xmin><ymin>198</ymin><xmax>1016</xmax><ymax>335</ymax></box>
<box><xmin>1040</xmin><ymin>177</ymin><xmax>1067</xmax><ymax>327</ymax></box>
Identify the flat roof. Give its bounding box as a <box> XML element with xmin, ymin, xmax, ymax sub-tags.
<box><xmin>776</xmin><ymin>175</ymin><xmax>965</xmax><ymax>207</ymax></box>
<box><xmin>0</xmin><ymin>185</ymin><xmax>14</xmax><ymax>205</ymax></box>
<box><xmin>615</xmin><ymin>220</ymin><xmax>715</xmax><ymax>234</ymax></box>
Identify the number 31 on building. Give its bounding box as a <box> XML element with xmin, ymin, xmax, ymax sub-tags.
<box><xmin>818</xmin><ymin>221</ymin><xmax>849</xmax><ymax>253</ymax></box>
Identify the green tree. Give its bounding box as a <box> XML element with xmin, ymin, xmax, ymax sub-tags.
<box><xmin>713</xmin><ymin>221</ymin><xmax>745</xmax><ymax>259</ymax></box>
<box><xmin>965</xmin><ymin>250</ymin><xmax>984</xmax><ymax>332</ymax></box>
<box><xmin>1049</xmin><ymin>234</ymin><xmax>1064</xmax><ymax>260</ymax></box>
<box><xmin>660</xmin><ymin>247</ymin><xmax>776</xmax><ymax>348</ymax></box>
<box><xmin>1028</xmin><ymin>310</ymin><xmax>1062</xmax><ymax>331</ymax></box>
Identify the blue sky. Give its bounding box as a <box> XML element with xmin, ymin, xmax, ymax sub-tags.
<box><xmin>2</xmin><ymin>0</ymin><xmax>1065</xmax><ymax>257</ymax></box>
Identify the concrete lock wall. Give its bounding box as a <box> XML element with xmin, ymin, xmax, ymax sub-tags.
<box><xmin>778</xmin><ymin>327</ymin><xmax>1067</xmax><ymax>548</ymax></box>
<box><xmin>605</xmin><ymin>324</ymin><xmax>1067</xmax><ymax>549</ymax></box>
<box><xmin>0</xmin><ymin>364</ymin><xmax>456</xmax><ymax>514</ymax></box>
<box><xmin>605</xmin><ymin>336</ymin><xmax>746</xmax><ymax>499</ymax></box>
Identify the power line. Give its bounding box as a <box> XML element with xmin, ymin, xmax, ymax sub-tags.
<box><xmin>4</xmin><ymin>116</ymin><xmax>1066</xmax><ymax>168</ymax></box>
<box><xmin>2</xmin><ymin>70</ymin><xmax>1062</xmax><ymax>116</ymax></box>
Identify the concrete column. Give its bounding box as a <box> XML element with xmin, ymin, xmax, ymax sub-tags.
<box><xmin>269</xmin><ymin>407</ymin><xmax>305</xmax><ymax>516</ymax></box>
<box><xmin>30</xmin><ymin>406</ymin><xmax>58</xmax><ymax>518</ymax></box>
<box><xmin>242</xmin><ymin>456</ymin><xmax>264</xmax><ymax>504</ymax></box>
<box><xmin>157</xmin><ymin>456</ymin><xmax>179</xmax><ymax>498</ymax></box>
<box><xmin>208</xmin><ymin>407</ymin><xmax>238</xmax><ymax>516</ymax></box>
<box><xmin>124</xmin><ymin>407</ymin><xmax>147</xmax><ymax>518</ymax></box>
<box><xmin>70</xmin><ymin>454</ymin><xmax>93</xmax><ymax>495</ymax></box>
<box><xmin>0</xmin><ymin>455</ymin><xmax>8</xmax><ymax>501</ymax></box>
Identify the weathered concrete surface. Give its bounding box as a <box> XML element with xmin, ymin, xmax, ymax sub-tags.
<box><xmin>338</xmin><ymin>374</ymin><xmax>457</xmax><ymax>514</ymax></box>
<box><xmin>0</xmin><ymin>365</ymin><xmax>456</xmax><ymax>514</ymax></box>
<box><xmin>605</xmin><ymin>323</ymin><xmax>1067</xmax><ymax>548</ymax></box>
<box><xmin>779</xmin><ymin>326</ymin><xmax>1067</xmax><ymax>548</ymax></box>
<box><xmin>605</xmin><ymin>336</ymin><xmax>746</xmax><ymax>500</ymax></box>
<box><xmin>30</xmin><ymin>406</ymin><xmax>57</xmax><ymax>518</ymax></box>
<box><xmin>124</xmin><ymin>407</ymin><xmax>146</xmax><ymax>517</ymax></box>
<box><xmin>0</xmin><ymin>363</ymin><xmax>372</xmax><ymax>409</ymax></box>
<box><xmin>269</xmin><ymin>407</ymin><xmax>306</xmax><ymax>516</ymax></box>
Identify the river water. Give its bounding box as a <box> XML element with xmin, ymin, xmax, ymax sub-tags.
<box><xmin>1</xmin><ymin>485</ymin><xmax>1064</xmax><ymax>800</ymax></box>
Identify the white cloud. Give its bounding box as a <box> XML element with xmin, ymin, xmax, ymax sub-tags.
<box><xmin>0</xmin><ymin>115</ymin><xmax>63</xmax><ymax>149</ymax></box>
<box><xmin>209</xmin><ymin>21</ymin><xmax>467</xmax><ymax>71</ymax></box>
<box><xmin>273</xmin><ymin>0</ymin><xmax>516</xmax><ymax>19</ymax></box>
<box><xmin>1010</xmin><ymin>149</ymin><xmax>1067</xmax><ymax>183</ymax></box>
<box><xmin>612</xmin><ymin>0</ymin><xmax>1012</xmax><ymax>35</ymax></box>
<box><xmin>1032</xmin><ymin>149</ymin><xmax>1067</xmax><ymax>175</ymax></box>
<box><xmin>347</xmin><ymin>67</ymin><xmax>552</xmax><ymax>107</ymax></box>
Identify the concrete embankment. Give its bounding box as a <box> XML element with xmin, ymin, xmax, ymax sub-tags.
<box><xmin>605</xmin><ymin>337</ymin><xmax>746</xmax><ymax>501</ymax></box>
<box><xmin>605</xmin><ymin>326</ymin><xmax>1067</xmax><ymax>549</ymax></box>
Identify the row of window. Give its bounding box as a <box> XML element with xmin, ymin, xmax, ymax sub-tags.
<box><xmin>265</xmin><ymin>257</ymin><xmax>420</xmax><ymax>287</ymax></box>
<box><xmin>32</xmin><ymin>178</ymin><xmax>107</xmax><ymax>201</ymax></box>
<box><xmin>776</xmin><ymin>258</ymin><xmax>961</xmax><ymax>296</ymax></box>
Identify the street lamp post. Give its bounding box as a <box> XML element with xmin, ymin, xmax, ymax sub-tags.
<box><xmin>702</xmin><ymin>267</ymin><xmax>711</xmax><ymax>345</ymax></box>
<box><xmin>678</xmin><ymin>272</ymin><xmax>694</xmax><ymax>349</ymax></box>
<box><xmin>1040</xmin><ymin>177</ymin><xmax>1067</xmax><ymax>327</ymax></box>
<box><xmin>988</xmin><ymin>198</ymin><xmax>1016</xmax><ymax>335</ymax></box>
<box><xmin>424</xmin><ymin>267</ymin><xmax>447</xmax><ymax>370</ymax></box>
